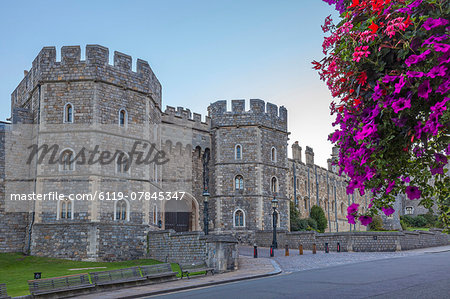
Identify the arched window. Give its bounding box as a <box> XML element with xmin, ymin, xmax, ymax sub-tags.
<box><xmin>305</xmin><ymin>180</ymin><xmax>307</xmax><ymax>191</ymax></box>
<box><xmin>60</xmin><ymin>149</ymin><xmax>74</xmax><ymax>171</ymax></box>
<box><xmin>296</xmin><ymin>178</ymin><xmax>300</xmax><ymax>190</ymax></box>
<box><xmin>332</xmin><ymin>201</ymin><xmax>335</xmax><ymax>212</ymax></box>
<box><xmin>271</xmin><ymin>147</ymin><xmax>277</xmax><ymax>162</ymax></box>
<box><xmin>234</xmin><ymin>209</ymin><xmax>245</xmax><ymax>227</ymax></box>
<box><xmin>235</xmin><ymin>144</ymin><xmax>242</xmax><ymax>160</ymax></box>
<box><xmin>64</xmin><ymin>103</ymin><xmax>73</xmax><ymax>123</ymax></box>
<box><xmin>340</xmin><ymin>203</ymin><xmax>344</xmax><ymax>215</ymax></box>
<box><xmin>116</xmin><ymin>152</ymin><xmax>130</xmax><ymax>174</ymax></box>
<box><xmin>58</xmin><ymin>198</ymin><xmax>73</xmax><ymax>220</ymax></box>
<box><xmin>271</xmin><ymin>177</ymin><xmax>278</xmax><ymax>193</ymax></box>
<box><xmin>114</xmin><ymin>199</ymin><xmax>129</xmax><ymax>221</ymax></box>
<box><xmin>119</xmin><ymin>109</ymin><xmax>127</xmax><ymax>127</ymax></box>
<box><xmin>304</xmin><ymin>199</ymin><xmax>308</xmax><ymax>210</ymax></box>
<box><xmin>235</xmin><ymin>175</ymin><xmax>244</xmax><ymax>190</ymax></box>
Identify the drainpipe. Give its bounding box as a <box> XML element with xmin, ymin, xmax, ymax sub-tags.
<box><xmin>327</xmin><ymin>172</ymin><xmax>331</xmax><ymax>232</ymax></box>
<box><xmin>315</xmin><ymin>166</ymin><xmax>319</xmax><ymax>206</ymax></box>
<box><xmin>348</xmin><ymin>194</ymin><xmax>351</xmax><ymax>232</ymax></box>
<box><xmin>334</xmin><ymin>182</ymin><xmax>338</xmax><ymax>232</ymax></box>
<box><xmin>307</xmin><ymin>167</ymin><xmax>310</xmax><ymax>214</ymax></box>
<box><xmin>293</xmin><ymin>162</ymin><xmax>297</xmax><ymax>208</ymax></box>
<box><xmin>27</xmin><ymin>83</ymin><xmax>41</xmax><ymax>255</ymax></box>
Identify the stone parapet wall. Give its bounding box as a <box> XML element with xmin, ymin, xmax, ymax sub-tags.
<box><xmin>30</xmin><ymin>222</ymin><xmax>150</xmax><ymax>261</ymax></box>
<box><xmin>254</xmin><ymin>230</ymin><xmax>449</xmax><ymax>252</ymax></box>
<box><xmin>147</xmin><ymin>230</ymin><xmax>238</xmax><ymax>272</ymax></box>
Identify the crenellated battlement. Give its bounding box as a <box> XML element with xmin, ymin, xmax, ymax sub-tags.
<box><xmin>208</xmin><ymin>99</ymin><xmax>287</xmax><ymax>132</ymax></box>
<box><xmin>12</xmin><ymin>45</ymin><xmax>162</xmax><ymax>110</ymax></box>
<box><xmin>162</xmin><ymin>105</ymin><xmax>211</xmax><ymax>130</ymax></box>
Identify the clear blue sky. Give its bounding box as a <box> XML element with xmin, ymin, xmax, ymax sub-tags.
<box><xmin>0</xmin><ymin>0</ymin><xmax>339</xmax><ymax>167</ymax></box>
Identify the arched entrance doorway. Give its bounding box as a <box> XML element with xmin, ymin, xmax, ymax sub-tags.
<box><xmin>163</xmin><ymin>194</ymin><xmax>199</xmax><ymax>232</ymax></box>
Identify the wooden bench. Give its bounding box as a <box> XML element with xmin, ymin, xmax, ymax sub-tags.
<box><xmin>179</xmin><ymin>262</ymin><xmax>215</xmax><ymax>279</ymax></box>
<box><xmin>0</xmin><ymin>283</ymin><xmax>11</xmax><ymax>299</ymax></box>
<box><xmin>27</xmin><ymin>273</ymin><xmax>94</xmax><ymax>296</ymax></box>
<box><xmin>139</xmin><ymin>263</ymin><xmax>178</xmax><ymax>280</ymax></box>
<box><xmin>89</xmin><ymin>267</ymin><xmax>146</xmax><ymax>286</ymax></box>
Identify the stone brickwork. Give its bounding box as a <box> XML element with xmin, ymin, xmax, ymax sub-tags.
<box><xmin>147</xmin><ymin>230</ymin><xmax>238</xmax><ymax>272</ymax></box>
<box><xmin>208</xmin><ymin>99</ymin><xmax>289</xmax><ymax>232</ymax></box>
<box><xmin>253</xmin><ymin>230</ymin><xmax>449</xmax><ymax>252</ymax></box>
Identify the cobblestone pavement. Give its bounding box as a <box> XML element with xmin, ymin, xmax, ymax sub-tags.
<box><xmin>239</xmin><ymin>245</ymin><xmax>450</xmax><ymax>272</ymax></box>
<box><xmin>75</xmin><ymin>256</ymin><xmax>278</xmax><ymax>299</ymax></box>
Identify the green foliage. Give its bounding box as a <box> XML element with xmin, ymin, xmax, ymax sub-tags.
<box><xmin>368</xmin><ymin>215</ymin><xmax>384</xmax><ymax>231</ymax></box>
<box><xmin>413</xmin><ymin>215</ymin><xmax>428</xmax><ymax>228</ymax></box>
<box><xmin>290</xmin><ymin>201</ymin><xmax>303</xmax><ymax>231</ymax></box>
<box><xmin>310</xmin><ymin>205</ymin><xmax>328</xmax><ymax>233</ymax></box>
<box><xmin>307</xmin><ymin>218</ymin><xmax>318</xmax><ymax>231</ymax></box>
<box><xmin>0</xmin><ymin>252</ymin><xmax>169</xmax><ymax>297</ymax></box>
<box><xmin>400</xmin><ymin>219</ymin><xmax>408</xmax><ymax>231</ymax></box>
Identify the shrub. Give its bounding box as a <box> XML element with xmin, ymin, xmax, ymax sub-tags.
<box><xmin>307</xmin><ymin>218</ymin><xmax>318</xmax><ymax>231</ymax></box>
<box><xmin>400</xmin><ymin>220</ymin><xmax>408</xmax><ymax>231</ymax></box>
<box><xmin>413</xmin><ymin>215</ymin><xmax>428</xmax><ymax>228</ymax></box>
<box><xmin>290</xmin><ymin>201</ymin><xmax>303</xmax><ymax>231</ymax></box>
<box><xmin>422</xmin><ymin>212</ymin><xmax>438</xmax><ymax>227</ymax></box>
<box><xmin>368</xmin><ymin>215</ymin><xmax>384</xmax><ymax>231</ymax></box>
<box><xmin>310</xmin><ymin>205</ymin><xmax>327</xmax><ymax>233</ymax></box>
<box><xmin>401</xmin><ymin>215</ymin><xmax>415</xmax><ymax>227</ymax></box>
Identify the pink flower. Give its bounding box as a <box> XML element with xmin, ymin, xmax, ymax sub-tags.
<box><xmin>382</xmin><ymin>206</ymin><xmax>395</xmax><ymax>216</ymax></box>
<box><xmin>434</xmin><ymin>43</ymin><xmax>450</xmax><ymax>53</ymax></box>
<box><xmin>347</xmin><ymin>203</ymin><xmax>359</xmax><ymax>215</ymax></box>
<box><xmin>436</xmin><ymin>80</ymin><xmax>450</xmax><ymax>95</ymax></box>
<box><xmin>347</xmin><ymin>214</ymin><xmax>356</xmax><ymax>224</ymax></box>
<box><xmin>418</xmin><ymin>80</ymin><xmax>431</xmax><ymax>99</ymax></box>
<box><xmin>422</xmin><ymin>18</ymin><xmax>449</xmax><ymax>30</ymax></box>
<box><xmin>430</xmin><ymin>97</ymin><xmax>449</xmax><ymax>113</ymax></box>
<box><xmin>405</xmin><ymin>186</ymin><xmax>421</xmax><ymax>199</ymax></box>
<box><xmin>392</xmin><ymin>97</ymin><xmax>411</xmax><ymax>113</ymax></box>
<box><xmin>386</xmin><ymin>180</ymin><xmax>395</xmax><ymax>194</ymax></box>
<box><xmin>359</xmin><ymin>215</ymin><xmax>373</xmax><ymax>226</ymax></box>
<box><xmin>427</xmin><ymin>66</ymin><xmax>447</xmax><ymax>78</ymax></box>
<box><xmin>406</xmin><ymin>71</ymin><xmax>424</xmax><ymax>78</ymax></box>
<box><xmin>354</xmin><ymin>123</ymin><xmax>377</xmax><ymax>140</ymax></box>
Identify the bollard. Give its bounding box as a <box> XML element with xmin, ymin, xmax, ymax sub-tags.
<box><xmin>312</xmin><ymin>243</ymin><xmax>317</xmax><ymax>254</ymax></box>
<box><xmin>299</xmin><ymin>244</ymin><xmax>303</xmax><ymax>255</ymax></box>
<box><xmin>337</xmin><ymin>242</ymin><xmax>341</xmax><ymax>252</ymax></box>
<box><xmin>325</xmin><ymin>242</ymin><xmax>329</xmax><ymax>253</ymax></box>
<box><xmin>285</xmin><ymin>244</ymin><xmax>289</xmax><ymax>256</ymax></box>
<box><xmin>270</xmin><ymin>245</ymin><xmax>274</xmax><ymax>257</ymax></box>
<box><xmin>254</xmin><ymin>245</ymin><xmax>258</xmax><ymax>258</ymax></box>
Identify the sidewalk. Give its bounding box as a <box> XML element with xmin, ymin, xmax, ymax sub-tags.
<box><xmin>74</xmin><ymin>256</ymin><xmax>281</xmax><ymax>299</ymax></box>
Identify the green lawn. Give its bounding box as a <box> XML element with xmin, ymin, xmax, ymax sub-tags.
<box><xmin>0</xmin><ymin>253</ymin><xmax>176</xmax><ymax>297</ymax></box>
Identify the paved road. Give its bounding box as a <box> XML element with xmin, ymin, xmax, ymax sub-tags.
<box><xmin>147</xmin><ymin>250</ymin><xmax>450</xmax><ymax>299</ymax></box>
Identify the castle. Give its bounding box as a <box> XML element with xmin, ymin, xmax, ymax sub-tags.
<box><xmin>0</xmin><ymin>45</ymin><xmax>368</xmax><ymax>261</ymax></box>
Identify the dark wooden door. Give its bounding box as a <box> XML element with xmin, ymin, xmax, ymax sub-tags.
<box><xmin>165</xmin><ymin>212</ymin><xmax>190</xmax><ymax>232</ymax></box>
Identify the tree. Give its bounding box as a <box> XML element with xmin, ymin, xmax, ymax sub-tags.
<box><xmin>315</xmin><ymin>0</ymin><xmax>449</xmax><ymax>231</ymax></box>
<box><xmin>310</xmin><ymin>205</ymin><xmax>328</xmax><ymax>233</ymax></box>
<box><xmin>290</xmin><ymin>201</ymin><xmax>303</xmax><ymax>231</ymax></box>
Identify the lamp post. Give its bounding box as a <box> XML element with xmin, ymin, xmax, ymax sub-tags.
<box><xmin>271</xmin><ymin>196</ymin><xmax>278</xmax><ymax>249</ymax></box>
<box><xmin>203</xmin><ymin>189</ymin><xmax>210</xmax><ymax>235</ymax></box>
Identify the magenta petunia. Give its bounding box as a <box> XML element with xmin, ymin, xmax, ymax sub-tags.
<box><xmin>405</xmin><ymin>186</ymin><xmax>421</xmax><ymax>199</ymax></box>
<box><xmin>434</xmin><ymin>43</ymin><xmax>450</xmax><ymax>53</ymax></box>
<box><xmin>347</xmin><ymin>214</ymin><xmax>356</xmax><ymax>225</ymax></box>
<box><xmin>392</xmin><ymin>97</ymin><xmax>411</xmax><ymax>113</ymax></box>
<box><xmin>436</xmin><ymin>80</ymin><xmax>450</xmax><ymax>95</ymax></box>
<box><xmin>347</xmin><ymin>203</ymin><xmax>359</xmax><ymax>215</ymax></box>
<box><xmin>422</xmin><ymin>18</ymin><xmax>449</xmax><ymax>30</ymax></box>
<box><xmin>430</xmin><ymin>97</ymin><xmax>449</xmax><ymax>113</ymax></box>
<box><xmin>359</xmin><ymin>215</ymin><xmax>373</xmax><ymax>226</ymax></box>
<box><xmin>435</xmin><ymin>153</ymin><xmax>448</xmax><ymax>164</ymax></box>
<box><xmin>418</xmin><ymin>80</ymin><xmax>432</xmax><ymax>99</ymax></box>
<box><xmin>427</xmin><ymin>65</ymin><xmax>447</xmax><ymax>78</ymax></box>
<box><xmin>394</xmin><ymin>76</ymin><xmax>406</xmax><ymax>93</ymax></box>
<box><xmin>382</xmin><ymin>206</ymin><xmax>395</xmax><ymax>216</ymax></box>
<box><xmin>386</xmin><ymin>180</ymin><xmax>395</xmax><ymax>194</ymax></box>
<box><xmin>406</xmin><ymin>71</ymin><xmax>424</xmax><ymax>78</ymax></box>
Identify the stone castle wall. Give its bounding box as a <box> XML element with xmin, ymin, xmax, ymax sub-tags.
<box><xmin>254</xmin><ymin>229</ymin><xmax>449</xmax><ymax>252</ymax></box>
<box><xmin>209</xmin><ymin>99</ymin><xmax>289</xmax><ymax>231</ymax></box>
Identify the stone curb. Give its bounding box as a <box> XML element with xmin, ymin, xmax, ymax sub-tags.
<box><xmin>118</xmin><ymin>268</ymin><xmax>283</xmax><ymax>299</ymax></box>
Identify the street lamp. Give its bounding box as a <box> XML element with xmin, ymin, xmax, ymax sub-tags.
<box><xmin>271</xmin><ymin>196</ymin><xmax>278</xmax><ymax>249</ymax></box>
<box><xmin>203</xmin><ymin>189</ymin><xmax>210</xmax><ymax>235</ymax></box>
